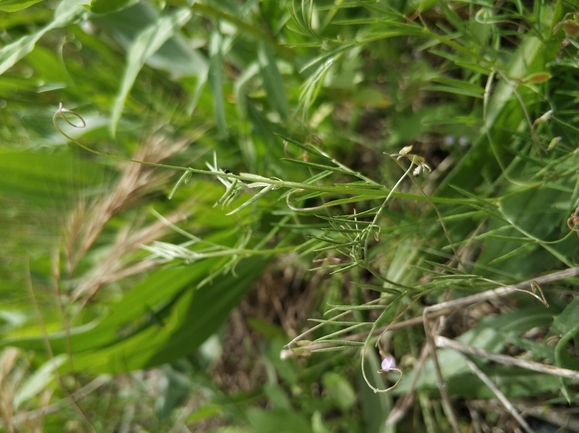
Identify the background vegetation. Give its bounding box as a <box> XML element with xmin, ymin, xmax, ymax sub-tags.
<box><xmin>1</xmin><ymin>0</ymin><xmax>579</xmax><ymax>432</ymax></box>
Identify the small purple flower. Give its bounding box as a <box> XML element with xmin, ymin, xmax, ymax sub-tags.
<box><xmin>380</xmin><ymin>354</ymin><xmax>396</xmax><ymax>372</ymax></box>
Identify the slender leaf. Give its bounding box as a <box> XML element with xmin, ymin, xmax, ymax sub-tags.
<box><xmin>208</xmin><ymin>30</ymin><xmax>227</xmax><ymax>137</ymax></box>
<box><xmin>110</xmin><ymin>7</ymin><xmax>192</xmax><ymax>135</ymax></box>
<box><xmin>0</xmin><ymin>0</ymin><xmax>43</xmax><ymax>12</ymax></box>
<box><xmin>259</xmin><ymin>41</ymin><xmax>289</xmax><ymax>121</ymax></box>
<box><xmin>0</xmin><ymin>0</ymin><xmax>83</xmax><ymax>74</ymax></box>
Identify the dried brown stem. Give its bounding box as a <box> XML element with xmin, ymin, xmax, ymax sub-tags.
<box><xmin>63</xmin><ymin>135</ymin><xmax>190</xmax><ymax>276</ymax></box>
<box><xmin>423</xmin><ymin>311</ymin><xmax>462</xmax><ymax>433</ymax></box>
<box><xmin>435</xmin><ymin>336</ymin><xmax>579</xmax><ymax>380</ymax></box>
<box><xmin>386</xmin><ymin>344</ymin><xmax>429</xmax><ymax>426</ymax></box>
<box><xmin>11</xmin><ymin>376</ymin><xmax>109</xmax><ymax>425</ymax></box>
<box><xmin>71</xmin><ymin>208</ymin><xmax>187</xmax><ymax>303</ymax></box>
<box><xmin>460</xmin><ymin>354</ymin><xmax>534</xmax><ymax>433</ymax></box>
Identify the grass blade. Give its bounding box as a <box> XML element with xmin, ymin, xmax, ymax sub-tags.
<box><xmin>110</xmin><ymin>7</ymin><xmax>192</xmax><ymax>136</ymax></box>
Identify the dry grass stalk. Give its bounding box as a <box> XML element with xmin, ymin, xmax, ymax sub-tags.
<box><xmin>422</xmin><ymin>267</ymin><xmax>579</xmax><ymax>433</ymax></box>
<box><xmin>436</xmin><ymin>336</ymin><xmax>579</xmax><ymax>380</ymax></box>
<box><xmin>460</xmin><ymin>353</ymin><xmax>534</xmax><ymax>433</ymax></box>
<box><xmin>4</xmin><ymin>135</ymin><xmax>196</xmax><ymax>429</ymax></box>
<box><xmin>515</xmin><ymin>403</ymin><xmax>579</xmax><ymax>432</ymax></box>
<box><xmin>59</xmin><ymin>135</ymin><xmax>192</xmax><ymax>306</ymax></box>
<box><xmin>11</xmin><ymin>376</ymin><xmax>109</xmax><ymax>427</ymax></box>
<box><xmin>63</xmin><ymin>135</ymin><xmax>190</xmax><ymax>276</ymax></box>
<box><xmin>0</xmin><ymin>348</ymin><xmax>21</xmax><ymax>432</ymax></box>
<box><xmin>385</xmin><ymin>344</ymin><xmax>429</xmax><ymax>426</ymax></box>
<box><xmin>72</xmin><ymin>208</ymin><xmax>188</xmax><ymax>304</ymax></box>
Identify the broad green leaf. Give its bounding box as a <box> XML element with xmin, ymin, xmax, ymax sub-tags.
<box><xmin>0</xmin><ymin>0</ymin><xmax>83</xmax><ymax>74</ymax></box>
<box><xmin>1</xmin><ymin>259</ymin><xmax>212</xmax><ymax>354</ymax></box>
<box><xmin>63</xmin><ymin>256</ymin><xmax>267</xmax><ymax>373</ymax></box>
<box><xmin>477</xmin><ymin>303</ymin><xmax>554</xmax><ymax>334</ymax></box>
<box><xmin>322</xmin><ymin>372</ymin><xmax>356</xmax><ymax>411</ymax></box>
<box><xmin>0</xmin><ymin>150</ymin><xmax>108</xmax><ymax>207</ymax></box>
<box><xmin>474</xmin><ymin>186</ymin><xmax>578</xmax><ymax>278</ymax></box>
<box><xmin>551</xmin><ymin>297</ymin><xmax>579</xmax><ymax>336</ymax></box>
<box><xmin>0</xmin><ymin>254</ymin><xmax>257</xmax><ymax>371</ymax></box>
<box><xmin>245</xmin><ymin>408</ymin><xmax>312</xmax><ymax>433</ymax></box>
<box><xmin>110</xmin><ymin>7</ymin><xmax>192</xmax><ymax>136</ymax></box>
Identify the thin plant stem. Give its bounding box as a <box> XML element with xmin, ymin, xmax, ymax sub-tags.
<box><xmin>53</xmin><ymin>104</ymin><xmax>474</xmax><ymax>204</ymax></box>
<box><xmin>459</xmin><ymin>354</ymin><xmax>534</xmax><ymax>433</ymax></box>
<box><xmin>25</xmin><ymin>261</ymin><xmax>97</xmax><ymax>433</ymax></box>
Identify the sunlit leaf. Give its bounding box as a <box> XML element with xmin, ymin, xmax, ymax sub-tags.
<box><xmin>0</xmin><ymin>0</ymin><xmax>83</xmax><ymax>74</ymax></box>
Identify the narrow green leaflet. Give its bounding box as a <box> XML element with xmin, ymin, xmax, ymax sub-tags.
<box><xmin>258</xmin><ymin>41</ymin><xmax>289</xmax><ymax>121</ymax></box>
<box><xmin>0</xmin><ymin>0</ymin><xmax>84</xmax><ymax>74</ymax></box>
<box><xmin>424</xmin><ymin>83</ymin><xmax>483</xmax><ymax>98</ymax></box>
<box><xmin>208</xmin><ymin>30</ymin><xmax>228</xmax><ymax>137</ymax></box>
<box><xmin>13</xmin><ymin>355</ymin><xmax>66</xmax><ymax>409</ymax></box>
<box><xmin>169</xmin><ymin>170</ymin><xmax>193</xmax><ymax>200</ymax></box>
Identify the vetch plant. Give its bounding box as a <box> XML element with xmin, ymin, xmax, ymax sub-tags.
<box><xmin>53</xmin><ymin>102</ymin><xmax>437</xmax><ymax>398</ymax></box>
<box><xmin>3</xmin><ymin>1</ymin><xmax>579</xmax><ymax>431</ymax></box>
<box><xmin>53</xmin><ymin>103</ymin><xmax>437</xmax><ymax>273</ymax></box>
